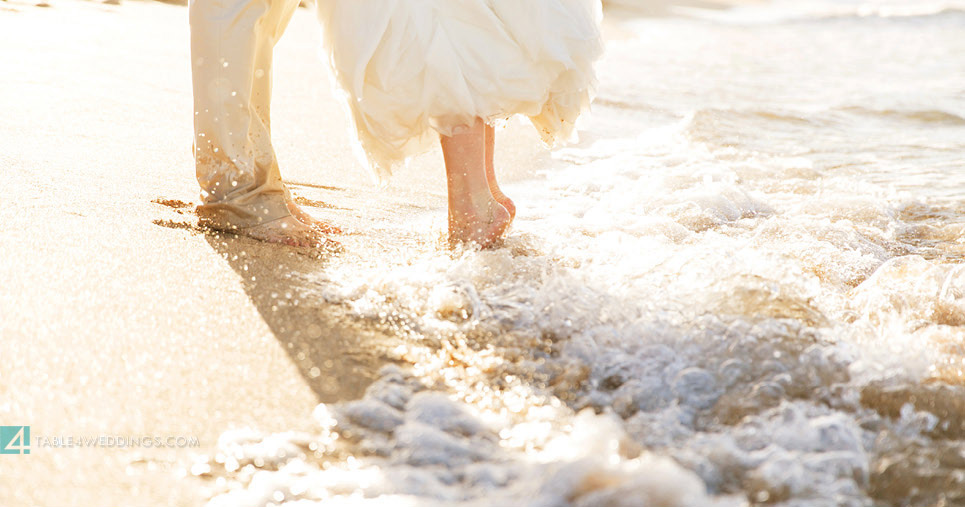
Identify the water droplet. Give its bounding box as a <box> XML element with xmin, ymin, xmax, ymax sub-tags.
<box><xmin>190</xmin><ymin>462</ymin><xmax>210</xmax><ymax>476</ymax></box>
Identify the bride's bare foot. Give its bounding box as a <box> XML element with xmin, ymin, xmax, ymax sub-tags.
<box><xmin>442</xmin><ymin>119</ymin><xmax>512</xmax><ymax>249</ymax></box>
<box><xmin>448</xmin><ymin>200</ymin><xmax>512</xmax><ymax>249</ymax></box>
<box><xmin>286</xmin><ymin>200</ymin><xmax>342</xmax><ymax>234</ymax></box>
<box><xmin>484</xmin><ymin>124</ymin><xmax>516</xmax><ymax>221</ymax></box>
<box><xmin>490</xmin><ymin>189</ymin><xmax>516</xmax><ymax>221</ymax></box>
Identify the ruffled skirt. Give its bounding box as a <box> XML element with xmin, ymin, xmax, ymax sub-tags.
<box><xmin>316</xmin><ymin>0</ymin><xmax>604</xmax><ymax>181</ymax></box>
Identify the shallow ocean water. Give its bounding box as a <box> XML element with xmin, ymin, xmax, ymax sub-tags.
<box><xmin>197</xmin><ymin>1</ymin><xmax>965</xmax><ymax>505</ymax></box>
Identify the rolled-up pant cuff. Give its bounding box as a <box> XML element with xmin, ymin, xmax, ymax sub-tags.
<box><xmin>196</xmin><ymin>188</ymin><xmax>292</xmax><ymax>231</ymax></box>
<box><xmin>190</xmin><ymin>0</ymin><xmax>300</xmax><ymax>232</ymax></box>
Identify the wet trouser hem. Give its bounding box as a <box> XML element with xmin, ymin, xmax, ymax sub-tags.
<box><xmin>195</xmin><ymin>191</ymin><xmax>292</xmax><ymax>231</ymax></box>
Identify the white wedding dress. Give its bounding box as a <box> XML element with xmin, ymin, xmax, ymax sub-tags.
<box><xmin>316</xmin><ymin>0</ymin><xmax>604</xmax><ymax>181</ymax></box>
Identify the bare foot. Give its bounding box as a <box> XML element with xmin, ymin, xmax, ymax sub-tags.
<box><xmin>484</xmin><ymin>124</ymin><xmax>516</xmax><ymax>221</ymax></box>
<box><xmin>287</xmin><ymin>200</ymin><xmax>342</xmax><ymax>234</ymax></box>
<box><xmin>200</xmin><ymin>214</ymin><xmax>328</xmax><ymax>248</ymax></box>
<box><xmin>442</xmin><ymin>119</ymin><xmax>512</xmax><ymax>249</ymax></box>
<box><xmin>448</xmin><ymin>201</ymin><xmax>512</xmax><ymax>249</ymax></box>
<box><xmin>490</xmin><ymin>189</ymin><xmax>516</xmax><ymax>221</ymax></box>
<box><xmin>241</xmin><ymin>216</ymin><xmax>329</xmax><ymax>247</ymax></box>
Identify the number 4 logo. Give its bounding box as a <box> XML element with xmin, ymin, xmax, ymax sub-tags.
<box><xmin>1</xmin><ymin>426</ymin><xmax>30</xmax><ymax>455</ymax></box>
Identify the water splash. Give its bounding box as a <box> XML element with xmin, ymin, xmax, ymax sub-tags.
<box><xmin>195</xmin><ymin>3</ymin><xmax>965</xmax><ymax>505</ymax></box>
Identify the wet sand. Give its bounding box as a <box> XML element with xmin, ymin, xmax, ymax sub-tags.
<box><xmin>0</xmin><ymin>1</ymin><xmax>546</xmax><ymax>505</ymax></box>
<box><xmin>7</xmin><ymin>1</ymin><xmax>962</xmax><ymax>506</ymax></box>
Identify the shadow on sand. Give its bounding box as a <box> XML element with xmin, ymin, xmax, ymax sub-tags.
<box><xmin>200</xmin><ymin>229</ymin><xmax>404</xmax><ymax>403</ymax></box>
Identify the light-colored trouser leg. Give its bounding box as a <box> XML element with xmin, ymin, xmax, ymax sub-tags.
<box><xmin>190</xmin><ymin>0</ymin><xmax>300</xmax><ymax>230</ymax></box>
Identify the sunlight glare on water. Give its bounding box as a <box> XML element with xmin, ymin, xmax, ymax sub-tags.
<box><xmin>198</xmin><ymin>1</ymin><xmax>965</xmax><ymax>505</ymax></box>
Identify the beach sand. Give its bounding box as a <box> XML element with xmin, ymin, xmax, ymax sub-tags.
<box><xmin>0</xmin><ymin>1</ymin><xmax>546</xmax><ymax>505</ymax></box>
<box><xmin>6</xmin><ymin>0</ymin><xmax>965</xmax><ymax>506</ymax></box>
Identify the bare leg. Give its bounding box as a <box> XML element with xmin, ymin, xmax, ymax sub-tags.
<box><xmin>484</xmin><ymin>124</ymin><xmax>516</xmax><ymax>220</ymax></box>
<box><xmin>441</xmin><ymin>119</ymin><xmax>511</xmax><ymax>248</ymax></box>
